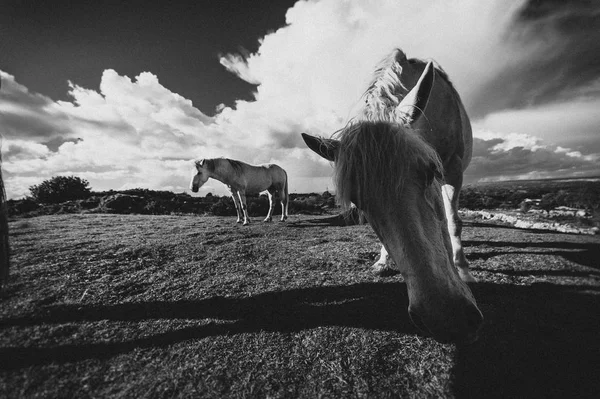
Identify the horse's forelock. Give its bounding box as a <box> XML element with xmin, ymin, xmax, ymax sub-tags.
<box><xmin>196</xmin><ymin>158</ymin><xmax>216</xmax><ymax>172</ymax></box>
<box><xmin>334</xmin><ymin>121</ymin><xmax>442</xmax><ymax>213</ymax></box>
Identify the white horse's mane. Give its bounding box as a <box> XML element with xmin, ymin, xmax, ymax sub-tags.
<box><xmin>195</xmin><ymin>158</ymin><xmax>244</xmax><ymax>175</ymax></box>
<box><xmin>362</xmin><ymin>50</ymin><xmax>408</xmax><ymax>112</ymax></box>
<box><xmin>360</xmin><ymin>49</ymin><xmax>455</xmax><ymax>123</ymax></box>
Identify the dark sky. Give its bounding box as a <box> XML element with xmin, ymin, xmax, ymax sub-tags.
<box><xmin>0</xmin><ymin>0</ymin><xmax>298</xmax><ymax>114</ymax></box>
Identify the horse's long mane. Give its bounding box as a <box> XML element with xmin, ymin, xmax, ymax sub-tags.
<box><xmin>196</xmin><ymin>158</ymin><xmax>244</xmax><ymax>176</ymax></box>
<box><xmin>227</xmin><ymin>159</ymin><xmax>244</xmax><ymax>175</ymax></box>
<box><xmin>362</xmin><ymin>49</ymin><xmax>407</xmax><ymax>118</ymax></box>
<box><xmin>361</xmin><ymin>49</ymin><xmax>458</xmax><ymax>123</ymax></box>
<box><xmin>335</xmin><ymin>121</ymin><xmax>443</xmax><ymax>214</ymax></box>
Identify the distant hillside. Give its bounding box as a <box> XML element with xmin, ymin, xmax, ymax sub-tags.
<box><xmin>7</xmin><ymin>179</ymin><xmax>600</xmax><ymax>222</ymax></box>
<box><xmin>7</xmin><ymin>190</ymin><xmax>337</xmax><ymax>219</ymax></box>
<box><xmin>460</xmin><ymin>178</ymin><xmax>600</xmax><ymax>212</ymax></box>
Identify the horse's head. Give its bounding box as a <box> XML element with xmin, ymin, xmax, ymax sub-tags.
<box><xmin>190</xmin><ymin>159</ymin><xmax>211</xmax><ymax>193</ymax></box>
<box><xmin>301</xmin><ymin>63</ymin><xmax>482</xmax><ymax>344</ymax></box>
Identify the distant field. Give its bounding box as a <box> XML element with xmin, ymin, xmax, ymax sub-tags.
<box><xmin>1</xmin><ymin>214</ymin><xmax>599</xmax><ymax>398</ymax></box>
<box><xmin>460</xmin><ymin>177</ymin><xmax>600</xmax><ymax>214</ymax></box>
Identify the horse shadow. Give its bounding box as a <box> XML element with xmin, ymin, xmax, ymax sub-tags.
<box><xmin>289</xmin><ymin>211</ymin><xmax>365</xmax><ymax>228</ymax></box>
<box><xmin>452</xmin><ymin>281</ymin><xmax>600</xmax><ymax>398</ymax></box>
<box><xmin>465</xmin><ymin>239</ymin><xmax>600</xmax><ymax>271</ymax></box>
<box><xmin>0</xmin><ymin>282</ymin><xmax>417</xmax><ymax>369</ymax></box>
<box><xmin>454</xmin><ymin>234</ymin><xmax>600</xmax><ymax>396</ymax></box>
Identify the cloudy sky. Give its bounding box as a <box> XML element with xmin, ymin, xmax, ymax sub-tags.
<box><xmin>1</xmin><ymin>0</ymin><xmax>599</xmax><ymax>199</ymax></box>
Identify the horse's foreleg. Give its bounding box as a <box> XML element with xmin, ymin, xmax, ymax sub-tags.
<box><xmin>238</xmin><ymin>192</ymin><xmax>250</xmax><ymax>225</ymax></box>
<box><xmin>231</xmin><ymin>193</ymin><xmax>243</xmax><ymax>223</ymax></box>
<box><xmin>264</xmin><ymin>191</ymin><xmax>274</xmax><ymax>222</ymax></box>
<box><xmin>372</xmin><ymin>244</ymin><xmax>399</xmax><ymax>276</ymax></box>
<box><xmin>442</xmin><ymin>183</ymin><xmax>476</xmax><ymax>282</ymax></box>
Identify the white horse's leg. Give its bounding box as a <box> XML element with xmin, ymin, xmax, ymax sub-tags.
<box><xmin>442</xmin><ymin>184</ymin><xmax>476</xmax><ymax>282</ymax></box>
<box><xmin>372</xmin><ymin>244</ymin><xmax>389</xmax><ymax>271</ymax></box>
<box><xmin>371</xmin><ymin>244</ymin><xmax>399</xmax><ymax>276</ymax></box>
<box><xmin>264</xmin><ymin>190</ymin><xmax>274</xmax><ymax>222</ymax></box>
<box><xmin>231</xmin><ymin>192</ymin><xmax>243</xmax><ymax>223</ymax></box>
<box><xmin>279</xmin><ymin>187</ymin><xmax>288</xmax><ymax>222</ymax></box>
<box><xmin>238</xmin><ymin>191</ymin><xmax>250</xmax><ymax>225</ymax></box>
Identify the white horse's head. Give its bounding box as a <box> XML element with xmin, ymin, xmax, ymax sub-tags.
<box><xmin>302</xmin><ymin>63</ymin><xmax>482</xmax><ymax>343</ymax></box>
<box><xmin>190</xmin><ymin>159</ymin><xmax>212</xmax><ymax>193</ymax></box>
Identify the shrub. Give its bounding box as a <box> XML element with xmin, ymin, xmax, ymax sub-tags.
<box><xmin>101</xmin><ymin>194</ymin><xmax>146</xmax><ymax>214</ymax></box>
<box><xmin>210</xmin><ymin>198</ymin><xmax>237</xmax><ymax>216</ymax></box>
<box><xmin>29</xmin><ymin>176</ymin><xmax>91</xmax><ymax>204</ymax></box>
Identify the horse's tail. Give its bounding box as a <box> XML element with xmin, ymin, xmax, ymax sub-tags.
<box><xmin>0</xmin><ymin>136</ymin><xmax>10</xmax><ymax>289</ymax></box>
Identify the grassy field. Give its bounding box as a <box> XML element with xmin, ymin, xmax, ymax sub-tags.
<box><xmin>1</xmin><ymin>213</ymin><xmax>599</xmax><ymax>398</ymax></box>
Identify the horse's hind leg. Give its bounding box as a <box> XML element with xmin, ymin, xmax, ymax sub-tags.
<box><xmin>442</xmin><ymin>183</ymin><xmax>476</xmax><ymax>282</ymax></box>
<box><xmin>264</xmin><ymin>189</ymin><xmax>274</xmax><ymax>222</ymax></box>
<box><xmin>279</xmin><ymin>186</ymin><xmax>288</xmax><ymax>222</ymax></box>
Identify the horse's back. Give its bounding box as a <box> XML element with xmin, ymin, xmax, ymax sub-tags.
<box><xmin>241</xmin><ymin>163</ymin><xmax>287</xmax><ymax>193</ymax></box>
<box><xmin>260</xmin><ymin>163</ymin><xmax>287</xmax><ymax>184</ymax></box>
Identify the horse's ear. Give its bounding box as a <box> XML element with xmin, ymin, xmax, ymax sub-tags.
<box><xmin>397</xmin><ymin>61</ymin><xmax>435</xmax><ymax>126</ymax></box>
<box><xmin>301</xmin><ymin>133</ymin><xmax>339</xmax><ymax>162</ymax></box>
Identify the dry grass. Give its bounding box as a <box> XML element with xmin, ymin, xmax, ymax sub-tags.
<box><xmin>1</xmin><ymin>213</ymin><xmax>599</xmax><ymax>398</ymax></box>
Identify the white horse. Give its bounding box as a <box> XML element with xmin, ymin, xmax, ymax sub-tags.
<box><xmin>302</xmin><ymin>49</ymin><xmax>482</xmax><ymax>343</ymax></box>
<box><xmin>190</xmin><ymin>158</ymin><xmax>289</xmax><ymax>225</ymax></box>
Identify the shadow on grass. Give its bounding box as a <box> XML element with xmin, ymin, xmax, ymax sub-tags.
<box><xmin>465</xmin><ymin>239</ymin><xmax>600</xmax><ymax>270</ymax></box>
<box><xmin>0</xmin><ymin>282</ymin><xmax>416</xmax><ymax>369</ymax></box>
<box><xmin>452</xmin><ymin>282</ymin><xmax>600</xmax><ymax>398</ymax></box>
<box><xmin>288</xmin><ymin>212</ymin><xmax>365</xmax><ymax>228</ymax></box>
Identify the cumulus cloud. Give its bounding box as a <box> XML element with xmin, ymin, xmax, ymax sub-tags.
<box><xmin>0</xmin><ymin>71</ymin><xmax>77</xmax><ymax>142</ymax></box>
<box><xmin>2</xmin><ymin>0</ymin><xmax>599</xmax><ymax>199</ymax></box>
<box><xmin>2</xmin><ymin>69</ymin><xmax>219</xmax><ymax>198</ymax></box>
<box><xmin>466</xmin><ymin>129</ymin><xmax>600</xmax><ymax>182</ymax></box>
<box><xmin>474</xmin><ymin>98</ymin><xmax>600</xmax><ymax>153</ymax></box>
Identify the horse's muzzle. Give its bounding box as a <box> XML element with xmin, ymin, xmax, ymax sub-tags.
<box><xmin>409</xmin><ymin>304</ymin><xmax>483</xmax><ymax>345</ymax></box>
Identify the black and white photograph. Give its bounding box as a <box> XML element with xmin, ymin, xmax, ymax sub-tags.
<box><xmin>1</xmin><ymin>0</ymin><xmax>599</xmax><ymax>397</ymax></box>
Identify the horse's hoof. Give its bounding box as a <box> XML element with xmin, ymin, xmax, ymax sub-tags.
<box><xmin>372</xmin><ymin>263</ymin><xmax>400</xmax><ymax>277</ymax></box>
<box><xmin>243</xmin><ymin>221</ymin><xmax>250</xmax><ymax>226</ymax></box>
<box><xmin>263</xmin><ymin>218</ymin><xmax>272</xmax><ymax>223</ymax></box>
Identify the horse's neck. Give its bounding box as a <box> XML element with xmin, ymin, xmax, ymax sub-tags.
<box><xmin>209</xmin><ymin>159</ymin><xmax>238</xmax><ymax>186</ymax></box>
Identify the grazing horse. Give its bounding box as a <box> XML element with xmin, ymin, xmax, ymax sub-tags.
<box><xmin>302</xmin><ymin>49</ymin><xmax>482</xmax><ymax>343</ymax></box>
<box><xmin>190</xmin><ymin>158</ymin><xmax>289</xmax><ymax>225</ymax></box>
